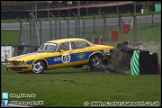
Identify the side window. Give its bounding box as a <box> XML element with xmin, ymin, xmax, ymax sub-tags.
<box><xmin>57</xmin><ymin>42</ymin><xmax>70</xmax><ymax>51</ymax></box>
<box><xmin>71</xmin><ymin>41</ymin><xmax>90</xmax><ymax>49</ymax></box>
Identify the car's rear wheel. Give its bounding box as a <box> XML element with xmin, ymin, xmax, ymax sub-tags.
<box><xmin>89</xmin><ymin>54</ymin><xmax>102</xmax><ymax>69</ymax></box>
<box><xmin>32</xmin><ymin>60</ymin><xmax>45</xmax><ymax>74</ymax></box>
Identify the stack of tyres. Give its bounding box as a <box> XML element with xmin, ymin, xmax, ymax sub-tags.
<box><xmin>108</xmin><ymin>41</ymin><xmax>160</xmax><ymax>75</ymax></box>
<box><xmin>139</xmin><ymin>51</ymin><xmax>159</xmax><ymax>75</ymax></box>
<box><xmin>130</xmin><ymin>50</ymin><xmax>159</xmax><ymax>75</ymax></box>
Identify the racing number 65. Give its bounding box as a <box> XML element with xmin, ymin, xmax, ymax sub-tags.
<box><xmin>62</xmin><ymin>53</ymin><xmax>71</xmax><ymax>64</ymax></box>
<box><xmin>63</xmin><ymin>55</ymin><xmax>69</xmax><ymax>61</ymax></box>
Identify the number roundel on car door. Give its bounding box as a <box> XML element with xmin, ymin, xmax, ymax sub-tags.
<box><xmin>62</xmin><ymin>53</ymin><xmax>71</xmax><ymax>64</ymax></box>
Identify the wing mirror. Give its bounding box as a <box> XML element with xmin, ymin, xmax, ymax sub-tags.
<box><xmin>59</xmin><ymin>49</ymin><xmax>64</xmax><ymax>53</ymax></box>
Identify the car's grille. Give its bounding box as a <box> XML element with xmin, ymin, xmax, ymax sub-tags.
<box><xmin>12</xmin><ymin>61</ymin><xmax>19</xmax><ymax>65</ymax></box>
<box><xmin>10</xmin><ymin>67</ymin><xmax>23</xmax><ymax>71</ymax></box>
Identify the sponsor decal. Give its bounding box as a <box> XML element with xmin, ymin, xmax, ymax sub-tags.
<box><xmin>77</xmin><ymin>53</ymin><xmax>85</xmax><ymax>59</ymax></box>
<box><xmin>54</xmin><ymin>57</ymin><xmax>61</xmax><ymax>62</ymax></box>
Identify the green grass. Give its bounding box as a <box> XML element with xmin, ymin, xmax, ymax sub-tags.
<box><xmin>1</xmin><ymin>30</ymin><xmax>19</xmax><ymax>45</ymax></box>
<box><xmin>1</xmin><ymin>65</ymin><xmax>161</xmax><ymax>107</ymax></box>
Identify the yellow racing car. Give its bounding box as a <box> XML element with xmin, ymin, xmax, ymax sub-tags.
<box><xmin>7</xmin><ymin>38</ymin><xmax>114</xmax><ymax>74</ymax></box>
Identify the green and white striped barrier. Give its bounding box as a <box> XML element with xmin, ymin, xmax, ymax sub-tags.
<box><xmin>130</xmin><ymin>50</ymin><xmax>140</xmax><ymax>75</ymax></box>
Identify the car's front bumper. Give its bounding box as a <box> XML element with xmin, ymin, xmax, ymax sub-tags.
<box><xmin>7</xmin><ymin>66</ymin><xmax>31</xmax><ymax>73</ymax></box>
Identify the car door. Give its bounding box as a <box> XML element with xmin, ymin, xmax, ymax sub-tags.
<box><xmin>50</xmin><ymin>42</ymin><xmax>74</xmax><ymax>68</ymax></box>
<box><xmin>70</xmin><ymin>40</ymin><xmax>91</xmax><ymax>65</ymax></box>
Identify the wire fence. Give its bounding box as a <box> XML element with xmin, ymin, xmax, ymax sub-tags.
<box><xmin>18</xmin><ymin>12</ymin><xmax>161</xmax><ymax>46</ymax></box>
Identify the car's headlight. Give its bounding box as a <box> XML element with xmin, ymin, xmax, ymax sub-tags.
<box><xmin>19</xmin><ymin>61</ymin><xmax>22</xmax><ymax>64</ymax></box>
<box><xmin>22</xmin><ymin>61</ymin><xmax>25</xmax><ymax>64</ymax></box>
<box><xmin>19</xmin><ymin>61</ymin><xmax>25</xmax><ymax>65</ymax></box>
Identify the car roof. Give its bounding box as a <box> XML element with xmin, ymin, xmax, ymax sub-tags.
<box><xmin>47</xmin><ymin>38</ymin><xmax>90</xmax><ymax>44</ymax></box>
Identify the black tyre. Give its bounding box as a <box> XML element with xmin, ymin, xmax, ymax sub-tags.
<box><xmin>32</xmin><ymin>60</ymin><xmax>45</xmax><ymax>74</ymax></box>
<box><xmin>89</xmin><ymin>55</ymin><xmax>102</xmax><ymax>69</ymax></box>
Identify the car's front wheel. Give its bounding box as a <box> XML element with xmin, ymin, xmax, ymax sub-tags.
<box><xmin>89</xmin><ymin>54</ymin><xmax>102</xmax><ymax>69</ymax></box>
<box><xmin>32</xmin><ymin>60</ymin><xmax>45</xmax><ymax>74</ymax></box>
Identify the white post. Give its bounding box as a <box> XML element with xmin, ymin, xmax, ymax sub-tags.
<box><xmin>130</xmin><ymin>17</ymin><xmax>134</xmax><ymax>30</ymax></box>
<box><xmin>141</xmin><ymin>9</ymin><xmax>144</xmax><ymax>14</ymax></box>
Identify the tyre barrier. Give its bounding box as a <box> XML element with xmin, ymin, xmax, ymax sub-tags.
<box><xmin>107</xmin><ymin>41</ymin><xmax>160</xmax><ymax>75</ymax></box>
<box><xmin>139</xmin><ymin>51</ymin><xmax>159</xmax><ymax>75</ymax></box>
<box><xmin>130</xmin><ymin>50</ymin><xmax>140</xmax><ymax>75</ymax></box>
<box><xmin>107</xmin><ymin>48</ymin><xmax>132</xmax><ymax>74</ymax></box>
<box><xmin>130</xmin><ymin>50</ymin><xmax>159</xmax><ymax>75</ymax></box>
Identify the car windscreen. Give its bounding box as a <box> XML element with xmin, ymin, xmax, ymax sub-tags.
<box><xmin>37</xmin><ymin>43</ymin><xmax>58</xmax><ymax>52</ymax></box>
